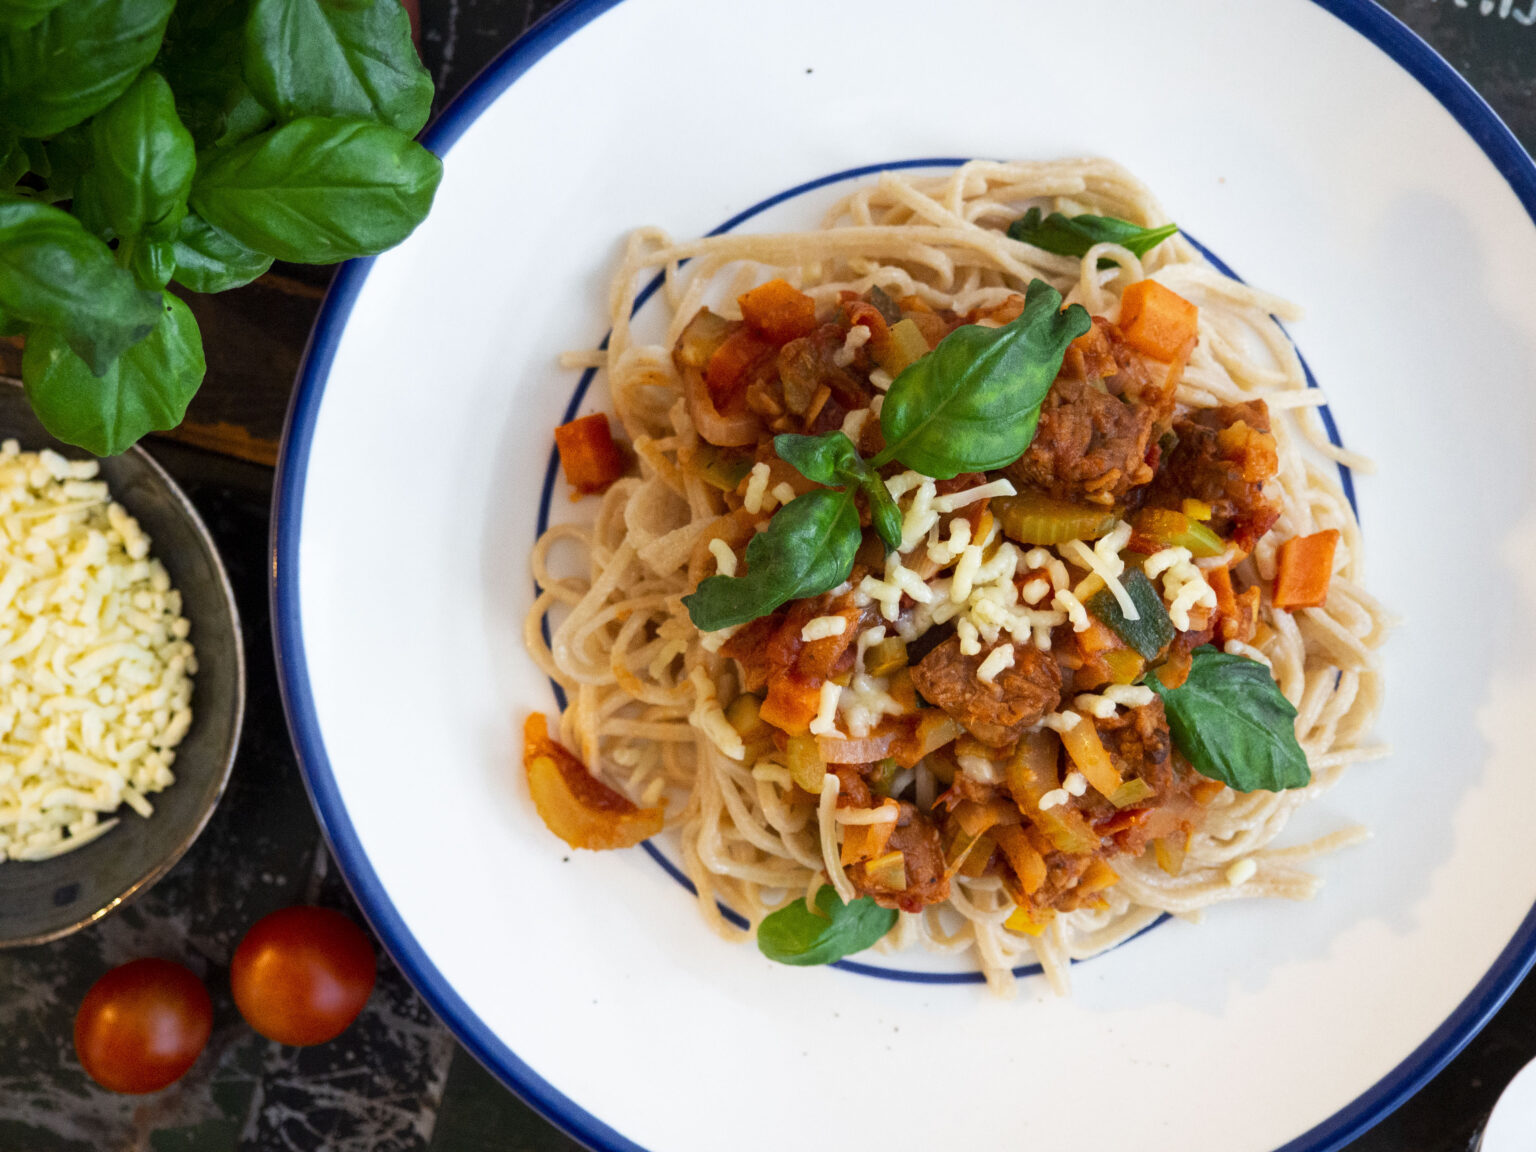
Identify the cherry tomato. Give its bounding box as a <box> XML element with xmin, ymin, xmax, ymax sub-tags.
<box><xmin>230</xmin><ymin>906</ymin><xmax>376</xmax><ymax>1046</ymax></box>
<box><xmin>74</xmin><ymin>958</ymin><xmax>213</xmax><ymax>1094</ymax></box>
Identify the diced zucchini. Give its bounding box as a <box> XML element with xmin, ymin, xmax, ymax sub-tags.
<box><xmin>785</xmin><ymin>733</ymin><xmax>825</xmax><ymax>793</ymax></box>
<box><xmin>994</xmin><ymin>491</ymin><xmax>1120</xmax><ymax>546</ymax></box>
<box><xmin>1088</xmin><ymin>569</ymin><xmax>1174</xmax><ymax>660</ymax></box>
<box><xmin>863</xmin><ymin>850</ymin><xmax>907</xmax><ymax>891</ymax></box>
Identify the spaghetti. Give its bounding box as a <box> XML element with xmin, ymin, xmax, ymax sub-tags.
<box><xmin>525</xmin><ymin>159</ymin><xmax>1391</xmax><ymax>995</ymax></box>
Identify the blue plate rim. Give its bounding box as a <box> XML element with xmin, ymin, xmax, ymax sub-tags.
<box><xmin>269</xmin><ymin>2</ymin><xmax>1536</xmax><ymax>1150</ymax></box>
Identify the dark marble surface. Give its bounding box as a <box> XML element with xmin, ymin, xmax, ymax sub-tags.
<box><xmin>0</xmin><ymin>2</ymin><xmax>1533</xmax><ymax>1150</ymax></box>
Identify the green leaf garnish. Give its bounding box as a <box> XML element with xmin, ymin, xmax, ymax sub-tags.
<box><xmin>1147</xmin><ymin>647</ymin><xmax>1310</xmax><ymax>792</ymax></box>
<box><xmin>757</xmin><ymin>885</ymin><xmax>896</xmax><ymax>966</ymax></box>
<box><xmin>22</xmin><ymin>290</ymin><xmax>204</xmax><ymax>456</ymax></box>
<box><xmin>871</xmin><ymin>278</ymin><xmax>1090</xmax><ymax>478</ymax></box>
<box><xmin>1088</xmin><ymin>569</ymin><xmax>1174</xmax><ymax>660</ymax></box>
<box><xmin>775</xmin><ymin>430</ymin><xmax>903</xmax><ymax>552</ymax></box>
<box><xmin>682</xmin><ymin>488</ymin><xmax>862</xmax><ymax>632</ymax></box>
<box><xmin>1007</xmin><ymin>208</ymin><xmax>1179</xmax><ymax>268</ymax></box>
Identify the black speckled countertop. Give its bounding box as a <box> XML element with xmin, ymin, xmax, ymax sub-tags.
<box><xmin>1</xmin><ymin>3</ymin><xmax>1532</xmax><ymax>1149</ymax></box>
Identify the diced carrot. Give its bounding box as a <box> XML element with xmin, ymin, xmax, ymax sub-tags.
<box><xmin>1208</xmin><ymin>564</ymin><xmax>1237</xmax><ymax>622</ymax></box>
<box><xmin>704</xmin><ymin>326</ymin><xmax>777</xmax><ymax>411</ymax></box>
<box><xmin>1273</xmin><ymin>529</ymin><xmax>1340</xmax><ymax>611</ymax></box>
<box><xmin>1077</xmin><ymin>858</ymin><xmax>1120</xmax><ymax>896</ymax></box>
<box><xmin>738</xmin><ymin>279</ymin><xmax>818</xmax><ymax>344</ymax></box>
<box><xmin>554</xmin><ymin>414</ymin><xmax>626</xmax><ymax>497</ymax></box>
<box><xmin>523</xmin><ymin>713</ymin><xmax>664</xmax><ymax>850</ymax></box>
<box><xmin>1076</xmin><ymin>616</ymin><xmax>1122</xmax><ymax>657</ymax></box>
<box><xmin>839</xmin><ymin>804</ymin><xmax>898</xmax><ymax>866</ymax></box>
<box><xmin>759</xmin><ymin>673</ymin><xmax>822</xmax><ymax>735</ymax></box>
<box><xmin>1117</xmin><ymin>279</ymin><xmax>1199</xmax><ymax>362</ymax></box>
<box><xmin>843</xmin><ymin>300</ymin><xmax>891</xmax><ymax>361</ymax></box>
<box><xmin>1191</xmin><ymin>778</ymin><xmax>1225</xmax><ymax>805</ymax></box>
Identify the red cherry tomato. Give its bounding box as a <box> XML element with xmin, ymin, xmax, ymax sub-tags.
<box><xmin>74</xmin><ymin>958</ymin><xmax>213</xmax><ymax>1094</ymax></box>
<box><xmin>230</xmin><ymin>906</ymin><xmax>376</xmax><ymax>1046</ymax></box>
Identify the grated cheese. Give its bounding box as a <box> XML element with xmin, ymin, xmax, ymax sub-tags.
<box><xmin>809</xmin><ymin>681</ymin><xmax>844</xmax><ymax>737</ymax></box>
<box><xmin>1062</xmin><ymin>771</ymin><xmax>1088</xmax><ymax>797</ymax></box>
<box><xmin>869</xmin><ymin>368</ymin><xmax>894</xmax><ymax>392</ymax></box>
<box><xmin>976</xmin><ymin>644</ymin><xmax>1014</xmax><ymax>684</ymax></box>
<box><xmin>1145</xmin><ymin>545</ymin><xmax>1217</xmax><ymax>630</ymax></box>
<box><xmin>840</xmin><ymin>408</ymin><xmax>870</xmax><ymax>443</ymax></box>
<box><xmin>1073</xmin><ymin>693</ymin><xmax>1118</xmax><ymax>720</ymax></box>
<box><xmin>1038</xmin><ymin>788</ymin><xmax>1069</xmax><ymax>811</ymax></box>
<box><xmin>742</xmin><ymin>462</ymin><xmax>772</xmax><ymax>515</ymax></box>
<box><xmin>707</xmin><ymin>537</ymin><xmax>738</xmax><ymax>577</ymax></box>
<box><xmin>770</xmin><ymin>482</ymin><xmax>798</xmax><ymax>507</ymax></box>
<box><xmin>801</xmin><ymin>615</ymin><xmax>848</xmax><ymax>642</ymax></box>
<box><xmin>1052</xmin><ymin>588</ymin><xmax>1091</xmax><ymax>632</ymax></box>
<box><xmin>930</xmin><ymin>478</ymin><xmax>1016</xmax><ymax>515</ymax></box>
<box><xmin>1226</xmin><ymin>858</ymin><xmax>1258</xmax><ymax>886</ymax></box>
<box><xmin>1041</xmin><ymin>711</ymin><xmax>1081</xmax><ymax>733</ymax></box>
<box><xmin>0</xmin><ymin>446</ymin><xmax>196</xmax><ymax>862</ymax></box>
<box><xmin>1061</xmin><ymin>521</ymin><xmax>1137</xmax><ymax>621</ymax></box>
<box><xmin>1103</xmin><ymin>684</ymin><xmax>1155</xmax><ymax>708</ymax></box>
<box><xmin>688</xmin><ymin>667</ymin><xmax>744</xmax><ymax>761</ymax></box>
<box><xmin>833</xmin><ymin>324</ymin><xmax>871</xmax><ymax>367</ymax></box>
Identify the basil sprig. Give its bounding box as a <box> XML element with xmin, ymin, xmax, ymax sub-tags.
<box><xmin>1148</xmin><ymin>646</ymin><xmax>1310</xmax><ymax>792</ymax></box>
<box><xmin>757</xmin><ymin>885</ymin><xmax>896</xmax><ymax>966</ymax></box>
<box><xmin>681</xmin><ymin>279</ymin><xmax>1089</xmax><ymax>631</ymax></box>
<box><xmin>0</xmin><ymin>0</ymin><xmax>441</xmax><ymax>455</ymax></box>
<box><xmin>1008</xmin><ymin>208</ymin><xmax>1179</xmax><ymax>268</ymax></box>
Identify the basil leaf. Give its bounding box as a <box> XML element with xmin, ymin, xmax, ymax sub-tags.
<box><xmin>170</xmin><ymin>212</ymin><xmax>272</xmax><ymax>293</ymax></box>
<box><xmin>757</xmin><ymin>885</ymin><xmax>896</xmax><ymax>966</ymax></box>
<box><xmin>22</xmin><ymin>290</ymin><xmax>203</xmax><ymax>455</ymax></box>
<box><xmin>774</xmin><ymin>430</ymin><xmax>864</xmax><ymax>488</ymax></box>
<box><xmin>245</xmin><ymin>0</ymin><xmax>433</xmax><ymax>136</ymax></box>
<box><xmin>774</xmin><ymin>432</ymin><xmax>904</xmax><ymax>552</ymax></box>
<box><xmin>123</xmin><ymin>235</ymin><xmax>174</xmax><ymax>289</ymax></box>
<box><xmin>190</xmin><ymin>116</ymin><xmax>442</xmax><ymax>263</ymax></box>
<box><xmin>683</xmin><ymin>488</ymin><xmax>860</xmax><ymax>632</ymax></box>
<box><xmin>1008</xmin><ymin>208</ymin><xmax>1179</xmax><ymax>268</ymax></box>
<box><xmin>74</xmin><ymin>71</ymin><xmax>195</xmax><ymax>244</ymax></box>
<box><xmin>873</xmin><ymin>278</ymin><xmax>1090</xmax><ymax>478</ymax></box>
<box><xmin>158</xmin><ymin>0</ymin><xmax>272</xmax><ymax>150</ymax></box>
<box><xmin>0</xmin><ymin>0</ymin><xmax>69</xmax><ymax>31</ymax></box>
<box><xmin>1147</xmin><ymin>647</ymin><xmax>1310</xmax><ymax>793</ymax></box>
<box><xmin>0</xmin><ymin>199</ymin><xmax>160</xmax><ymax>374</ymax></box>
<box><xmin>862</xmin><ymin>475</ymin><xmax>903</xmax><ymax>553</ymax></box>
<box><xmin>0</xmin><ymin>0</ymin><xmax>175</xmax><ymax>138</ymax></box>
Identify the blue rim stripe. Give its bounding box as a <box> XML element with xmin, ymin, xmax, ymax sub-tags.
<box><xmin>270</xmin><ymin>1</ymin><xmax>1536</xmax><ymax>1150</ymax></box>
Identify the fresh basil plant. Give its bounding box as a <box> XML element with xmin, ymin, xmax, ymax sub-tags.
<box><xmin>0</xmin><ymin>0</ymin><xmax>442</xmax><ymax>455</ymax></box>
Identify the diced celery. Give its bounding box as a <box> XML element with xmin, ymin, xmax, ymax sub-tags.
<box><xmin>1132</xmin><ymin>508</ymin><xmax>1225</xmax><ymax>558</ymax></box>
<box><xmin>868</xmin><ymin>757</ymin><xmax>900</xmax><ymax>797</ymax></box>
<box><xmin>1088</xmin><ymin>569</ymin><xmax>1174</xmax><ymax>660</ymax></box>
<box><xmin>1108</xmin><ymin>777</ymin><xmax>1155</xmax><ymax>809</ymax></box>
<box><xmin>994</xmin><ymin>491</ymin><xmax>1120</xmax><ymax>546</ymax></box>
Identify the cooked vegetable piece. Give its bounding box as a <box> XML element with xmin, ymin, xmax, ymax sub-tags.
<box><xmin>756</xmin><ymin>885</ymin><xmax>896</xmax><ymax>966</ymax></box>
<box><xmin>1102</xmin><ymin>648</ymin><xmax>1146</xmax><ymax>685</ymax></box>
<box><xmin>991</xmin><ymin>823</ymin><xmax>1047</xmax><ymax>895</ymax></box>
<box><xmin>1088</xmin><ymin>569</ymin><xmax>1174</xmax><ymax>659</ymax></box>
<box><xmin>739</xmin><ymin>278</ymin><xmax>817</xmax><ymax>343</ymax></box>
<box><xmin>1059</xmin><ymin>716</ymin><xmax>1123</xmax><ymax>799</ymax></box>
<box><xmin>818</xmin><ymin>730</ymin><xmax>897</xmax><ymax>764</ymax></box>
<box><xmin>1005</xmin><ymin>731</ymin><xmax>1098</xmax><ymax>854</ymax></box>
<box><xmin>1273</xmin><ymin>529</ymin><xmax>1340</xmax><ymax>611</ymax></box>
<box><xmin>523</xmin><ymin>713</ymin><xmax>664</xmax><ymax>850</ymax></box>
<box><xmin>875</xmin><ymin>317</ymin><xmax>931</xmax><ymax>375</ymax></box>
<box><xmin>863</xmin><ymin>850</ymin><xmax>908</xmax><ymax>891</ymax></box>
<box><xmin>1154</xmin><ymin>832</ymin><xmax>1189</xmax><ymax>876</ymax></box>
<box><xmin>705</xmin><ymin>325</ymin><xmax>776</xmax><ymax>410</ymax></box>
<box><xmin>1077</xmin><ymin>858</ymin><xmax>1120</xmax><ymax>896</ymax></box>
<box><xmin>692</xmin><ymin>443</ymin><xmax>753</xmax><ymax>492</ymax></box>
<box><xmin>782</xmin><ymin>731</ymin><xmax>825</xmax><ymax>793</ymax></box>
<box><xmin>554</xmin><ymin>413</ymin><xmax>625</xmax><ymax>496</ymax></box>
<box><xmin>1117</xmin><ymin>279</ymin><xmax>1198</xmax><ymax>361</ymax></box>
<box><xmin>1003</xmin><ymin>903</ymin><xmax>1049</xmax><ymax>936</ymax></box>
<box><xmin>761</xmin><ymin>674</ymin><xmax>825</xmax><ymax>736</ymax></box>
<box><xmin>993</xmin><ymin>490</ymin><xmax>1119</xmax><ymax>546</ymax></box>
<box><xmin>1182</xmin><ymin>498</ymin><xmax>1212</xmax><ymax>521</ymax></box>
<box><xmin>840</xmin><ymin>804</ymin><xmax>898</xmax><ymax>866</ymax></box>
<box><xmin>1131</xmin><ymin>507</ymin><xmax>1225</xmax><ymax>558</ymax></box>
<box><xmin>674</xmin><ymin>307</ymin><xmax>734</xmax><ymax>369</ymax></box>
<box><xmin>1108</xmin><ymin>777</ymin><xmax>1154</xmax><ymax>808</ymax></box>
<box><xmin>865</xmin><ymin>636</ymin><xmax>908</xmax><ymax>677</ymax></box>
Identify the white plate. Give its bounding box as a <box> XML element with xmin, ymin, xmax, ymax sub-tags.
<box><xmin>271</xmin><ymin>2</ymin><xmax>1536</xmax><ymax>1149</ymax></box>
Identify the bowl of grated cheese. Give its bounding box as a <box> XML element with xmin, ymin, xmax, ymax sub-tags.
<box><xmin>0</xmin><ymin>385</ymin><xmax>244</xmax><ymax>947</ymax></box>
